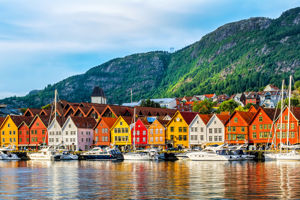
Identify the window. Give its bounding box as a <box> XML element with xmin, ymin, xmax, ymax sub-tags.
<box><xmin>183</xmin><ymin>135</ymin><xmax>187</xmax><ymax>141</ymax></box>
<box><xmin>291</xmin><ymin>123</ymin><xmax>295</xmax><ymax>129</ymax></box>
<box><xmin>137</xmin><ymin>131</ymin><xmax>140</xmax><ymax>136</ymax></box>
<box><xmin>195</xmin><ymin>127</ymin><xmax>198</xmax><ymax>132</ymax></box>
<box><xmin>179</xmin><ymin>135</ymin><xmax>182</xmax><ymax>141</ymax></box>
<box><xmin>253</xmin><ymin>132</ymin><xmax>256</xmax><ymax>139</ymax></box>
<box><xmin>259</xmin><ymin>116</ymin><xmax>263</xmax><ymax>122</ymax></box>
<box><xmin>143</xmin><ymin>137</ymin><xmax>146</xmax><ymax>142</ymax></box>
<box><xmin>36</xmin><ymin>123</ymin><xmax>39</xmax><ymax>126</ymax></box>
<box><xmin>26</xmin><ymin>131</ymin><xmax>29</xmax><ymax>135</ymax></box>
<box><xmin>228</xmin><ymin>127</ymin><xmax>231</xmax><ymax>132</ymax></box>
<box><xmin>160</xmin><ymin>137</ymin><xmax>163</xmax><ymax>141</ymax></box>
<box><xmin>264</xmin><ymin>124</ymin><xmax>268</xmax><ymax>129</ymax></box>
<box><xmin>150</xmin><ymin>129</ymin><xmax>153</xmax><ymax>134</ymax></box>
<box><xmin>234</xmin><ymin>117</ymin><xmax>238</xmax><ymax>123</ymax></box>
<box><xmin>200</xmin><ymin>135</ymin><xmax>204</xmax><ymax>140</ymax></box>
<box><xmin>170</xmin><ymin>135</ymin><xmax>174</xmax><ymax>140</ymax></box>
<box><xmin>2</xmin><ymin>138</ymin><xmax>4</xmax><ymax>142</ymax></box>
<box><xmin>214</xmin><ymin>128</ymin><xmax>218</xmax><ymax>133</ymax></box>
<box><xmin>8</xmin><ymin>123</ymin><xmax>10</xmax><ymax>127</ymax></box>
<box><xmin>214</xmin><ymin>136</ymin><xmax>218</xmax><ymax>141</ymax></box>
<box><xmin>170</xmin><ymin>127</ymin><xmax>174</xmax><ymax>132</ymax></box>
<box><xmin>259</xmin><ymin>125</ymin><xmax>263</xmax><ymax>130</ymax></box>
<box><xmin>143</xmin><ymin>131</ymin><xmax>146</xmax><ymax>135</ymax></box>
<box><xmin>9</xmin><ymin>131</ymin><xmax>11</xmax><ymax>135</ymax></box>
<box><xmin>137</xmin><ymin>138</ymin><xmax>140</xmax><ymax>142</ymax></box>
<box><xmin>218</xmin><ymin>136</ymin><xmax>222</xmax><ymax>141</ymax></box>
<box><xmin>19</xmin><ymin>138</ymin><xmax>22</xmax><ymax>142</ymax></box>
<box><xmin>150</xmin><ymin>137</ymin><xmax>153</xmax><ymax>142</ymax></box>
<box><xmin>27</xmin><ymin>138</ymin><xmax>29</xmax><ymax>142</ymax></box>
<box><xmin>201</xmin><ymin>127</ymin><xmax>203</xmax><ymax>132</ymax></box>
<box><xmin>120</xmin><ymin>122</ymin><xmax>123</xmax><ymax>126</ymax></box>
<box><xmin>284</xmin><ymin>116</ymin><xmax>288</xmax><ymax>121</ymax></box>
<box><xmin>69</xmin><ymin>124</ymin><xmax>71</xmax><ymax>128</ymax></box>
<box><xmin>209</xmin><ymin>128</ymin><xmax>212</xmax><ymax>133</ymax></box>
<box><xmin>252</xmin><ymin>125</ymin><xmax>256</xmax><ymax>130</ymax></box>
<box><xmin>160</xmin><ymin>129</ymin><xmax>163</xmax><ymax>134</ymax></box>
<box><xmin>42</xmin><ymin>130</ymin><xmax>45</xmax><ymax>135</ymax></box>
<box><xmin>214</xmin><ymin>121</ymin><xmax>216</xmax><ymax>124</ymax></box>
<box><xmin>232</xmin><ymin>127</ymin><xmax>236</xmax><ymax>132</ymax></box>
<box><xmin>191</xmin><ymin>127</ymin><xmax>194</xmax><ymax>132</ymax></box>
<box><xmin>125</xmin><ymin>128</ymin><xmax>128</xmax><ymax>133</ymax></box>
<box><xmin>209</xmin><ymin>136</ymin><xmax>212</xmax><ymax>141</ymax></box>
<box><xmin>179</xmin><ymin>127</ymin><xmax>182</xmax><ymax>132</ymax></box>
<box><xmin>56</xmin><ymin>138</ymin><xmax>59</xmax><ymax>142</ymax></box>
<box><xmin>81</xmin><ymin>138</ymin><xmax>84</xmax><ymax>142</ymax></box>
<box><xmin>241</xmin><ymin>127</ymin><xmax>245</xmax><ymax>132</ymax></box>
<box><xmin>122</xmin><ymin>128</ymin><xmax>125</xmax><ymax>133</ymax></box>
<box><xmin>13</xmin><ymin>131</ymin><xmax>15</xmax><ymax>135</ymax></box>
<box><xmin>115</xmin><ymin>136</ymin><xmax>117</xmax><ymax>141</ymax></box>
<box><xmin>95</xmin><ymin>136</ymin><xmax>98</xmax><ymax>142</ymax></box>
<box><xmin>19</xmin><ymin>131</ymin><xmax>22</xmax><ymax>135</ymax></box>
<box><xmin>183</xmin><ymin>127</ymin><xmax>187</xmax><ymax>132</ymax></box>
<box><xmin>66</xmin><ymin>138</ymin><xmax>69</xmax><ymax>142</ymax></box>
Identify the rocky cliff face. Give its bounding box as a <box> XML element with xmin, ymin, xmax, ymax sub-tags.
<box><xmin>1</xmin><ymin>7</ymin><xmax>300</xmax><ymax>108</ymax></box>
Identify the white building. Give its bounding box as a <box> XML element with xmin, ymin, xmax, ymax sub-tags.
<box><xmin>206</xmin><ymin>114</ymin><xmax>230</xmax><ymax>144</ymax></box>
<box><xmin>189</xmin><ymin>114</ymin><xmax>212</xmax><ymax>147</ymax></box>
<box><xmin>47</xmin><ymin>117</ymin><xmax>65</xmax><ymax>147</ymax></box>
<box><xmin>91</xmin><ymin>86</ymin><xmax>107</xmax><ymax>104</ymax></box>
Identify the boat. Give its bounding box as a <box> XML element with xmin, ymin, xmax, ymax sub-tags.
<box><xmin>187</xmin><ymin>149</ymin><xmax>241</xmax><ymax>161</ymax></box>
<box><xmin>228</xmin><ymin>145</ymin><xmax>254</xmax><ymax>160</ymax></box>
<box><xmin>81</xmin><ymin>147</ymin><xmax>123</xmax><ymax>160</ymax></box>
<box><xmin>0</xmin><ymin>147</ymin><xmax>20</xmax><ymax>160</ymax></box>
<box><xmin>28</xmin><ymin>146</ymin><xmax>61</xmax><ymax>161</ymax></box>
<box><xmin>123</xmin><ymin>149</ymin><xmax>159</xmax><ymax>160</ymax></box>
<box><xmin>175</xmin><ymin>152</ymin><xmax>189</xmax><ymax>160</ymax></box>
<box><xmin>59</xmin><ymin>151</ymin><xmax>78</xmax><ymax>160</ymax></box>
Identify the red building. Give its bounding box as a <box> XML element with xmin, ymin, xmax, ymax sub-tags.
<box><xmin>29</xmin><ymin>115</ymin><xmax>50</xmax><ymax>147</ymax></box>
<box><xmin>94</xmin><ymin>117</ymin><xmax>117</xmax><ymax>146</ymax></box>
<box><xmin>245</xmin><ymin>92</ymin><xmax>260</xmax><ymax>105</ymax></box>
<box><xmin>18</xmin><ymin>117</ymin><xmax>33</xmax><ymax>149</ymax></box>
<box><xmin>225</xmin><ymin>111</ymin><xmax>255</xmax><ymax>144</ymax></box>
<box><xmin>249</xmin><ymin>108</ymin><xmax>278</xmax><ymax>145</ymax></box>
<box><xmin>274</xmin><ymin>107</ymin><xmax>300</xmax><ymax>145</ymax></box>
<box><xmin>131</xmin><ymin>118</ymin><xmax>150</xmax><ymax>148</ymax></box>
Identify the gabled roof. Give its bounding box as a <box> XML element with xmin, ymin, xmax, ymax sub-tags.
<box><xmin>216</xmin><ymin>114</ymin><xmax>231</xmax><ymax>125</ymax></box>
<box><xmin>101</xmin><ymin>105</ymin><xmax>131</xmax><ymax>117</ymax></box>
<box><xmin>19</xmin><ymin>116</ymin><xmax>34</xmax><ymax>128</ymax></box>
<box><xmin>10</xmin><ymin>115</ymin><xmax>34</xmax><ymax>127</ymax></box>
<box><xmin>137</xmin><ymin>118</ymin><xmax>150</xmax><ymax>126</ymax></box>
<box><xmin>198</xmin><ymin>114</ymin><xmax>213</xmax><ymax>125</ymax></box>
<box><xmin>94</xmin><ymin>117</ymin><xmax>118</xmax><ymax>129</ymax></box>
<box><xmin>122</xmin><ymin>116</ymin><xmax>133</xmax><ymax>126</ymax></box>
<box><xmin>23</xmin><ymin>108</ymin><xmax>42</xmax><ymax>117</ymax></box>
<box><xmin>286</xmin><ymin>107</ymin><xmax>300</xmax><ymax>121</ymax></box>
<box><xmin>249</xmin><ymin>107</ymin><xmax>279</xmax><ymax>125</ymax></box>
<box><xmin>70</xmin><ymin>116</ymin><xmax>96</xmax><ymax>129</ymax></box>
<box><xmin>156</xmin><ymin>119</ymin><xmax>169</xmax><ymax>127</ymax></box>
<box><xmin>73</xmin><ymin>106</ymin><xmax>90</xmax><ymax>117</ymax></box>
<box><xmin>0</xmin><ymin>117</ymin><xmax>5</xmax><ymax>127</ymax></box>
<box><xmin>180</xmin><ymin>111</ymin><xmax>198</xmax><ymax>125</ymax></box>
<box><xmin>234</xmin><ymin>111</ymin><xmax>256</xmax><ymax>125</ymax></box>
<box><xmin>40</xmin><ymin>109</ymin><xmax>51</xmax><ymax>116</ymax></box>
<box><xmin>29</xmin><ymin>115</ymin><xmax>51</xmax><ymax>128</ymax></box>
<box><xmin>86</xmin><ymin>104</ymin><xmax>107</xmax><ymax>117</ymax></box>
<box><xmin>133</xmin><ymin>106</ymin><xmax>177</xmax><ymax>117</ymax></box>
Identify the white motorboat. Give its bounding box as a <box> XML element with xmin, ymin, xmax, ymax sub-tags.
<box><xmin>59</xmin><ymin>151</ymin><xmax>78</xmax><ymax>160</ymax></box>
<box><xmin>82</xmin><ymin>147</ymin><xmax>123</xmax><ymax>160</ymax></box>
<box><xmin>28</xmin><ymin>146</ymin><xmax>61</xmax><ymax>161</ymax></box>
<box><xmin>265</xmin><ymin>150</ymin><xmax>300</xmax><ymax>161</ymax></box>
<box><xmin>123</xmin><ymin>149</ymin><xmax>159</xmax><ymax>160</ymax></box>
<box><xmin>175</xmin><ymin>152</ymin><xmax>189</xmax><ymax>160</ymax></box>
<box><xmin>0</xmin><ymin>148</ymin><xmax>20</xmax><ymax>160</ymax></box>
<box><xmin>187</xmin><ymin>149</ymin><xmax>241</xmax><ymax>161</ymax></box>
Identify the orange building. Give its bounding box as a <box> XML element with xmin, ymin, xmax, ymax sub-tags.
<box><xmin>274</xmin><ymin>107</ymin><xmax>300</xmax><ymax>145</ymax></box>
<box><xmin>18</xmin><ymin>117</ymin><xmax>34</xmax><ymax>149</ymax></box>
<box><xmin>148</xmin><ymin>119</ymin><xmax>168</xmax><ymax>148</ymax></box>
<box><xmin>225</xmin><ymin>111</ymin><xmax>255</xmax><ymax>144</ymax></box>
<box><xmin>93</xmin><ymin>117</ymin><xmax>117</xmax><ymax>146</ymax></box>
<box><xmin>29</xmin><ymin>115</ymin><xmax>50</xmax><ymax>147</ymax></box>
<box><xmin>249</xmin><ymin>108</ymin><xmax>278</xmax><ymax>145</ymax></box>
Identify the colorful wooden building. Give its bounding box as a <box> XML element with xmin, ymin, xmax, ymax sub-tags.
<box><xmin>131</xmin><ymin>118</ymin><xmax>150</xmax><ymax>148</ymax></box>
<box><xmin>18</xmin><ymin>117</ymin><xmax>34</xmax><ymax>149</ymax></box>
<box><xmin>29</xmin><ymin>115</ymin><xmax>50</xmax><ymax>147</ymax></box>
<box><xmin>148</xmin><ymin>119</ymin><xmax>168</xmax><ymax>149</ymax></box>
<box><xmin>249</xmin><ymin>108</ymin><xmax>278</xmax><ymax>145</ymax></box>
<box><xmin>189</xmin><ymin>114</ymin><xmax>212</xmax><ymax>147</ymax></box>
<box><xmin>225</xmin><ymin>111</ymin><xmax>255</xmax><ymax>144</ymax></box>
<box><xmin>274</xmin><ymin>107</ymin><xmax>300</xmax><ymax>145</ymax></box>
<box><xmin>111</xmin><ymin>116</ymin><xmax>132</xmax><ymax>147</ymax></box>
<box><xmin>93</xmin><ymin>117</ymin><xmax>117</xmax><ymax>147</ymax></box>
<box><xmin>166</xmin><ymin>111</ymin><xmax>198</xmax><ymax>148</ymax></box>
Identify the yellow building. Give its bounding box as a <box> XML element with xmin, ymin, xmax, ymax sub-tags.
<box><xmin>148</xmin><ymin>119</ymin><xmax>168</xmax><ymax>148</ymax></box>
<box><xmin>0</xmin><ymin>115</ymin><xmax>25</xmax><ymax>149</ymax></box>
<box><xmin>166</xmin><ymin>111</ymin><xmax>197</xmax><ymax>148</ymax></box>
<box><xmin>111</xmin><ymin>116</ymin><xmax>132</xmax><ymax>146</ymax></box>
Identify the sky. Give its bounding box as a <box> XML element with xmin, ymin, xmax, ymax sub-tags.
<box><xmin>0</xmin><ymin>0</ymin><xmax>299</xmax><ymax>99</ymax></box>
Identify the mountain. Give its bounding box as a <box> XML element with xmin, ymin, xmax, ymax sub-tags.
<box><xmin>1</xmin><ymin>7</ymin><xmax>300</xmax><ymax>108</ymax></box>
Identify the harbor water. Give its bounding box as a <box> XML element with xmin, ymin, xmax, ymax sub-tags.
<box><xmin>0</xmin><ymin>160</ymin><xmax>300</xmax><ymax>199</ymax></box>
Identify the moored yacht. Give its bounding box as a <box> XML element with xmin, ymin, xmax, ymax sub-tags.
<box><xmin>82</xmin><ymin>147</ymin><xmax>123</xmax><ymax>160</ymax></box>
<box><xmin>123</xmin><ymin>149</ymin><xmax>159</xmax><ymax>161</ymax></box>
<box><xmin>0</xmin><ymin>148</ymin><xmax>20</xmax><ymax>160</ymax></box>
<box><xmin>59</xmin><ymin>151</ymin><xmax>79</xmax><ymax>160</ymax></box>
<box><xmin>187</xmin><ymin>149</ymin><xmax>241</xmax><ymax>161</ymax></box>
<box><xmin>28</xmin><ymin>146</ymin><xmax>61</xmax><ymax>161</ymax></box>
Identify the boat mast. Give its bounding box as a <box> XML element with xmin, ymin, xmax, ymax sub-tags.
<box><xmin>280</xmin><ymin>80</ymin><xmax>284</xmax><ymax>153</ymax></box>
<box><xmin>133</xmin><ymin>107</ymin><xmax>136</xmax><ymax>151</ymax></box>
<box><xmin>287</xmin><ymin>75</ymin><xmax>292</xmax><ymax>149</ymax></box>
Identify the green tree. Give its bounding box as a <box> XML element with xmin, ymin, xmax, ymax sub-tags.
<box><xmin>140</xmin><ymin>99</ymin><xmax>161</xmax><ymax>108</ymax></box>
<box><xmin>218</xmin><ymin>99</ymin><xmax>239</xmax><ymax>114</ymax></box>
<box><xmin>192</xmin><ymin>99</ymin><xmax>214</xmax><ymax>114</ymax></box>
<box><xmin>295</xmin><ymin>80</ymin><xmax>300</xmax><ymax>89</ymax></box>
<box><xmin>42</xmin><ymin>104</ymin><xmax>51</xmax><ymax>109</ymax></box>
<box><xmin>277</xmin><ymin>97</ymin><xmax>300</xmax><ymax>108</ymax></box>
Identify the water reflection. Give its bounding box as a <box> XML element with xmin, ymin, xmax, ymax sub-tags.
<box><xmin>1</xmin><ymin>160</ymin><xmax>300</xmax><ymax>199</ymax></box>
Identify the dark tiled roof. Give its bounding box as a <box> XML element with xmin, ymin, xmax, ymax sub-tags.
<box><xmin>180</xmin><ymin>111</ymin><xmax>198</xmax><ymax>125</ymax></box>
<box><xmin>71</xmin><ymin>117</ymin><xmax>96</xmax><ymax>129</ymax></box>
<box><xmin>91</xmin><ymin>86</ymin><xmax>105</xmax><ymax>97</ymax></box>
<box><xmin>0</xmin><ymin>116</ymin><xmax>6</xmax><ymax>127</ymax></box>
<box><xmin>262</xmin><ymin>108</ymin><xmax>280</xmax><ymax>121</ymax></box>
<box><xmin>157</xmin><ymin>119</ymin><xmax>169</xmax><ymax>126</ymax></box>
<box><xmin>121</xmin><ymin>116</ymin><xmax>133</xmax><ymax>126</ymax></box>
<box><xmin>10</xmin><ymin>115</ymin><xmax>33</xmax><ymax>127</ymax></box>
<box><xmin>24</xmin><ymin>108</ymin><xmax>42</xmax><ymax>116</ymax></box>
<box><xmin>133</xmin><ymin>106</ymin><xmax>177</xmax><ymax>117</ymax></box>
<box><xmin>290</xmin><ymin>107</ymin><xmax>300</xmax><ymax>121</ymax></box>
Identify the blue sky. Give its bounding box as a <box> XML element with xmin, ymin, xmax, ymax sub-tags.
<box><xmin>0</xmin><ymin>0</ymin><xmax>299</xmax><ymax>99</ymax></box>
